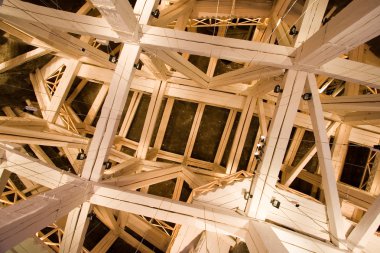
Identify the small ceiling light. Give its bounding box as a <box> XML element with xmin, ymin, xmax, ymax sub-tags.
<box><xmin>274</xmin><ymin>84</ymin><xmax>283</xmax><ymax>93</ymax></box>
<box><xmin>109</xmin><ymin>55</ymin><xmax>118</xmax><ymax>63</ymax></box>
<box><xmin>302</xmin><ymin>93</ymin><xmax>312</xmax><ymax>101</ymax></box>
<box><xmin>271</xmin><ymin>198</ymin><xmax>281</xmax><ymax>209</ymax></box>
<box><xmin>87</xmin><ymin>212</ymin><xmax>96</xmax><ymax>221</ymax></box>
<box><xmin>103</xmin><ymin>161</ymin><xmax>112</xmax><ymax>170</ymax></box>
<box><xmin>77</xmin><ymin>149</ymin><xmax>87</xmax><ymax>160</ymax></box>
<box><xmin>289</xmin><ymin>25</ymin><xmax>299</xmax><ymax>36</ymax></box>
<box><xmin>151</xmin><ymin>9</ymin><xmax>160</xmax><ymax>18</ymax></box>
<box><xmin>134</xmin><ymin>60</ymin><xmax>144</xmax><ymax>70</ymax></box>
<box><xmin>23</xmin><ymin>105</ymin><xmax>38</xmax><ymax>113</ymax></box>
<box><xmin>244</xmin><ymin>191</ymin><xmax>253</xmax><ymax>200</ymax></box>
<box><xmin>254</xmin><ymin>150</ymin><xmax>262</xmax><ymax>161</ymax></box>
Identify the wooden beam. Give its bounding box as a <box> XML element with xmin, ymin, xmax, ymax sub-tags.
<box><xmin>119</xmin><ymin>212</ymin><xmax>170</xmax><ymax>251</ymax></box>
<box><xmin>66</xmin><ymin>79</ymin><xmax>88</xmax><ymax>105</ymax></box>
<box><xmin>0</xmin><ymin>122</ymin><xmax>88</xmax><ymax>148</ymax></box>
<box><xmin>214</xmin><ymin>110</ymin><xmax>236</xmax><ymax>165</ymax></box>
<box><xmin>296</xmin><ymin>0</ymin><xmax>380</xmax><ymax>67</ymax></box>
<box><xmin>136</xmin><ymin>81</ymin><xmax>167</xmax><ymax>159</ymax></box>
<box><xmin>209</xmin><ymin>65</ymin><xmax>284</xmax><ymax>88</ymax></box>
<box><xmin>89</xmin><ymin>0</ymin><xmax>138</xmax><ymax>40</ymax></box>
<box><xmin>0</xmin><ymin>169</ymin><xmax>11</xmax><ymax>196</ymax></box>
<box><xmin>226</xmin><ymin>96</ymin><xmax>257</xmax><ymax>174</ymax></box>
<box><xmin>12</xmin><ymin>20</ymin><xmax>114</xmax><ymax>68</ymax></box>
<box><xmin>118</xmin><ymin>91</ymin><xmax>143</xmax><ymax>138</ymax></box>
<box><xmin>183</xmin><ymin>103</ymin><xmax>205</xmax><ymax>163</ymax></box>
<box><xmin>343</xmin><ymin>112</ymin><xmax>380</xmax><ymax>125</ymax></box>
<box><xmin>0</xmin><ymin>146</ymin><xmax>76</xmax><ymax>189</ymax></box>
<box><xmin>0</xmin><ymin>0</ymin><xmax>119</xmax><ymax>40</ymax></box>
<box><xmin>330</xmin><ymin>124</ymin><xmax>351</xmax><ymax>181</ymax></box>
<box><xmin>146</xmin><ymin>49</ymin><xmax>210</xmax><ymax>88</ymax></box>
<box><xmin>90</xmin><ymin>231</ymin><xmax>118</xmax><ymax>253</ymax></box>
<box><xmin>284</xmin><ymin>122</ymin><xmax>339</xmax><ymax>186</ymax></box>
<box><xmin>151</xmin><ymin>0</ymin><xmax>195</xmax><ymax>27</ymax></box>
<box><xmin>60</xmin><ymin>202</ymin><xmax>92</xmax><ymax>253</ymax></box>
<box><xmin>0</xmin><ymin>48</ymin><xmax>50</xmax><ymax>73</ymax></box>
<box><xmin>153</xmin><ymin>97</ymin><xmax>174</xmax><ymax>153</ymax></box>
<box><xmin>0</xmin><ymin>181</ymin><xmax>90</xmax><ymax>251</ymax></box>
<box><xmin>298</xmin><ymin>169</ymin><xmax>376</xmax><ymax>210</ymax></box>
<box><xmin>245</xmin><ymin>221</ymin><xmax>288</xmax><ymax>253</ymax></box>
<box><xmin>118</xmin><ymin>229</ymin><xmax>154</xmax><ymax>253</ymax></box>
<box><xmin>206</xmin><ymin>26</ymin><xmax>226</xmax><ymax>78</ymax></box>
<box><xmin>347</xmin><ymin>194</ymin><xmax>380</xmax><ymax>252</ymax></box>
<box><xmin>62</xmin><ymin>2</ymin><xmax>155</xmax><ymax>252</ymax></box>
<box><xmin>140</xmin><ymin>25</ymin><xmax>295</xmax><ymax>68</ymax></box>
<box><xmin>80</xmin><ymin>44</ymin><xmax>141</xmax><ymax>182</ymax></box>
<box><xmin>84</xmin><ymin>84</ymin><xmax>109</xmax><ymax>126</ymax></box>
<box><xmin>139</xmin><ymin>52</ymin><xmax>169</xmax><ymax>80</ymax></box>
<box><xmin>257</xmin><ymin>99</ymin><xmax>268</xmax><ymax>137</ymax></box>
<box><xmin>45</xmin><ymin>60</ymin><xmax>81</xmax><ymax>123</ymax></box>
<box><xmin>90</xmin><ymin>184</ymin><xmax>251</xmax><ymax>237</ymax></box>
<box><xmin>246</xmin><ymin>70</ymin><xmax>307</xmax><ymax>220</ymax></box>
<box><xmin>281</xmin><ymin>127</ymin><xmax>305</xmax><ymax>183</ymax></box>
<box><xmin>305</xmin><ymin>73</ymin><xmax>346</xmax><ymax>247</ymax></box>
<box><xmin>293</xmin><ymin>0</ymin><xmax>328</xmax><ymax>48</ymax></box>
<box><xmin>316</xmin><ymin>58</ymin><xmax>380</xmax><ymax>90</ymax></box>
<box><xmin>103</xmin><ymin>166</ymin><xmax>182</xmax><ymax>190</ymax></box>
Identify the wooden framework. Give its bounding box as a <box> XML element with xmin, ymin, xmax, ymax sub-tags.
<box><xmin>0</xmin><ymin>0</ymin><xmax>380</xmax><ymax>252</ymax></box>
